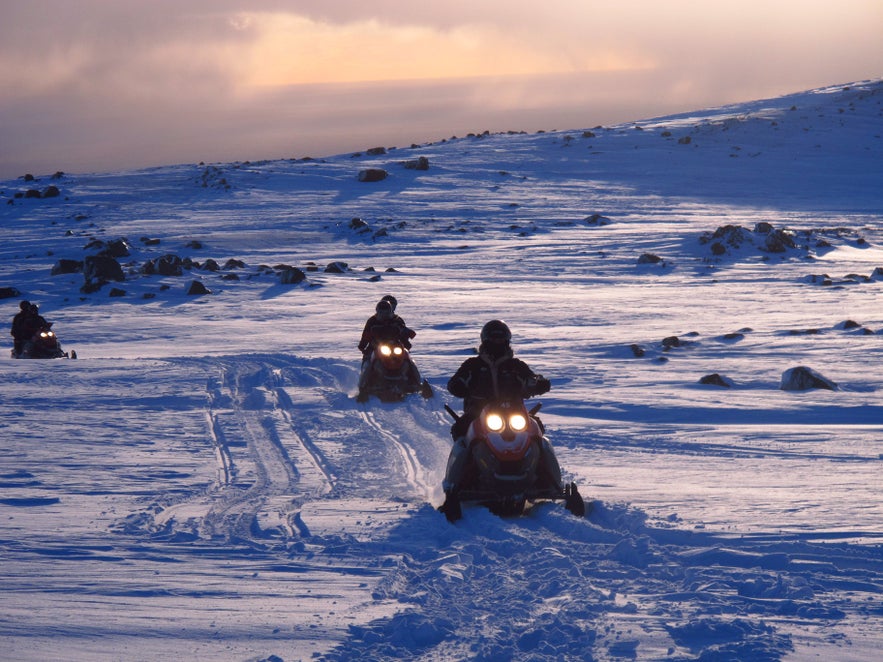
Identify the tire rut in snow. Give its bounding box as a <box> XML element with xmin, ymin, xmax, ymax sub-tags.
<box><xmin>198</xmin><ymin>359</ymin><xmax>337</xmax><ymax>542</ymax></box>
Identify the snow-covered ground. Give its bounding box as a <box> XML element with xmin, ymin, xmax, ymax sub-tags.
<box><xmin>1</xmin><ymin>79</ymin><xmax>881</xmax><ymax>661</ymax></box>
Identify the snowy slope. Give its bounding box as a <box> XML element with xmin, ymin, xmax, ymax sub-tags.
<box><xmin>1</xmin><ymin>79</ymin><xmax>881</xmax><ymax>661</ymax></box>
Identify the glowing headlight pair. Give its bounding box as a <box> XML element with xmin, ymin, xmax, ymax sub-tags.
<box><xmin>379</xmin><ymin>344</ymin><xmax>403</xmax><ymax>357</ymax></box>
<box><xmin>485</xmin><ymin>412</ymin><xmax>528</xmax><ymax>432</ymax></box>
<box><xmin>40</xmin><ymin>331</ymin><xmax>54</xmax><ymax>338</ymax></box>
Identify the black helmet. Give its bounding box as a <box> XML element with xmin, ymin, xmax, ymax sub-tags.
<box><xmin>380</xmin><ymin>294</ymin><xmax>398</xmax><ymax>311</ymax></box>
<box><xmin>375</xmin><ymin>300</ymin><xmax>394</xmax><ymax>320</ymax></box>
<box><xmin>20</xmin><ymin>300</ymin><xmax>31</xmax><ymax>311</ymax></box>
<box><xmin>481</xmin><ymin>319</ymin><xmax>511</xmax><ymax>345</ymax></box>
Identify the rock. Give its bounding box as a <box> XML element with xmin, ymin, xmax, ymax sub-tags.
<box><xmin>661</xmin><ymin>336</ymin><xmax>680</xmax><ymax>349</ymax></box>
<box><xmin>366</xmin><ymin>146</ymin><xmax>387</xmax><ymax>155</ymax></box>
<box><xmin>0</xmin><ymin>286</ymin><xmax>22</xmax><ymax>299</ymax></box>
<box><xmin>699</xmin><ymin>373</ymin><xmax>733</xmax><ymax>387</ymax></box>
<box><xmin>279</xmin><ymin>267</ymin><xmax>306</xmax><ymax>284</ymax></box>
<box><xmin>83</xmin><ymin>255</ymin><xmax>125</xmax><ymax>285</ymax></box>
<box><xmin>780</xmin><ymin>366</ymin><xmax>837</xmax><ymax>391</ymax></box>
<box><xmin>223</xmin><ymin>258</ymin><xmax>245</xmax><ymax>270</ymax></box>
<box><xmin>349</xmin><ymin>217</ymin><xmax>370</xmax><ymax>232</ymax></box>
<box><xmin>629</xmin><ymin>344</ymin><xmax>645</xmax><ymax>357</ymax></box>
<box><xmin>637</xmin><ymin>253</ymin><xmax>663</xmax><ymax>265</ymax></box>
<box><xmin>358</xmin><ymin>168</ymin><xmax>388</xmax><ymax>182</ymax></box>
<box><xmin>764</xmin><ymin>229</ymin><xmax>797</xmax><ymax>253</ymax></box>
<box><xmin>403</xmin><ymin>156</ymin><xmax>429</xmax><ymax>170</ymax></box>
<box><xmin>108</xmin><ymin>287</ymin><xmax>126</xmax><ymax>297</ymax></box>
<box><xmin>99</xmin><ymin>238</ymin><xmax>131</xmax><ymax>258</ymax></box>
<box><xmin>585</xmin><ymin>214</ymin><xmax>612</xmax><ymax>226</ymax></box>
<box><xmin>51</xmin><ymin>259</ymin><xmax>83</xmax><ymax>275</ymax></box>
<box><xmin>156</xmin><ymin>254</ymin><xmax>184</xmax><ymax>276</ymax></box>
<box><xmin>202</xmin><ymin>258</ymin><xmax>220</xmax><ymax>272</ymax></box>
<box><xmin>186</xmin><ymin>280</ymin><xmax>211</xmax><ymax>295</ymax></box>
<box><xmin>324</xmin><ymin>261</ymin><xmax>349</xmax><ymax>273</ymax></box>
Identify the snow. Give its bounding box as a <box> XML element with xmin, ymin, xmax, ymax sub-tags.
<box><xmin>1</xmin><ymin>79</ymin><xmax>882</xmax><ymax>661</ymax></box>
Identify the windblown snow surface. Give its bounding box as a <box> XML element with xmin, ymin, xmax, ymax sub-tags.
<box><xmin>1</xmin><ymin>80</ymin><xmax>882</xmax><ymax>661</ymax></box>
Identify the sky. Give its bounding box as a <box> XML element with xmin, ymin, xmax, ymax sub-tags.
<box><xmin>2</xmin><ymin>0</ymin><xmax>881</xmax><ymax>179</ymax></box>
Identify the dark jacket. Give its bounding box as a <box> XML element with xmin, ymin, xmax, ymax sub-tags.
<box><xmin>11</xmin><ymin>310</ymin><xmax>43</xmax><ymax>341</ymax></box>
<box><xmin>358</xmin><ymin>314</ymin><xmax>416</xmax><ymax>353</ymax></box>
<box><xmin>447</xmin><ymin>344</ymin><xmax>550</xmax><ymax>420</ymax></box>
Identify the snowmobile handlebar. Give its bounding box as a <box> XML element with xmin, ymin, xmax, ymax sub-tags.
<box><xmin>444</xmin><ymin>404</ymin><xmax>460</xmax><ymax>422</ymax></box>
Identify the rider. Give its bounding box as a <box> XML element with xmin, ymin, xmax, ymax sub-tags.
<box><xmin>11</xmin><ymin>300</ymin><xmax>34</xmax><ymax>356</ymax></box>
<box><xmin>357</xmin><ymin>298</ymin><xmax>419</xmax><ymax>393</ymax></box>
<box><xmin>358</xmin><ymin>299</ymin><xmax>416</xmax><ymax>354</ymax></box>
<box><xmin>440</xmin><ymin>320</ymin><xmax>561</xmax><ymax>518</ymax></box>
<box><xmin>10</xmin><ymin>301</ymin><xmax>48</xmax><ymax>356</ymax></box>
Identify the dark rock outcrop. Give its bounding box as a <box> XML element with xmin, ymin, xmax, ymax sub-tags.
<box><xmin>780</xmin><ymin>366</ymin><xmax>837</xmax><ymax>391</ymax></box>
<box><xmin>358</xmin><ymin>168</ymin><xmax>388</xmax><ymax>182</ymax></box>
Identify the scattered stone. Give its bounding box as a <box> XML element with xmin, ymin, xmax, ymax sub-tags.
<box><xmin>202</xmin><ymin>258</ymin><xmax>220</xmax><ymax>272</ymax></box>
<box><xmin>661</xmin><ymin>335</ymin><xmax>680</xmax><ymax>349</ymax></box>
<box><xmin>155</xmin><ymin>254</ymin><xmax>184</xmax><ymax>276</ymax></box>
<box><xmin>0</xmin><ymin>286</ymin><xmax>21</xmax><ymax>299</ymax></box>
<box><xmin>186</xmin><ymin>280</ymin><xmax>211</xmax><ymax>295</ymax></box>
<box><xmin>279</xmin><ymin>267</ymin><xmax>306</xmax><ymax>284</ymax></box>
<box><xmin>699</xmin><ymin>373</ymin><xmax>733</xmax><ymax>387</ymax></box>
<box><xmin>51</xmin><ymin>259</ymin><xmax>83</xmax><ymax>276</ymax></box>
<box><xmin>325</xmin><ymin>261</ymin><xmax>349</xmax><ymax>273</ymax></box>
<box><xmin>83</xmin><ymin>255</ymin><xmax>125</xmax><ymax>291</ymax></box>
<box><xmin>349</xmin><ymin>217</ymin><xmax>370</xmax><ymax>232</ymax></box>
<box><xmin>366</xmin><ymin>147</ymin><xmax>387</xmax><ymax>155</ymax></box>
<box><xmin>108</xmin><ymin>287</ymin><xmax>126</xmax><ymax>297</ymax></box>
<box><xmin>637</xmin><ymin>253</ymin><xmax>663</xmax><ymax>265</ymax></box>
<box><xmin>99</xmin><ymin>238</ymin><xmax>131</xmax><ymax>258</ymax></box>
<box><xmin>358</xmin><ymin>168</ymin><xmax>388</xmax><ymax>182</ymax></box>
<box><xmin>585</xmin><ymin>214</ymin><xmax>612</xmax><ymax>226</ymax></box>
<box><xmin>403</xmin><ymin>156</ymin><xmax>429</xmax><ymax>170</ymax></box>
<box><xmin>223</xmin><ymin>258</ymin><xmax>245</xmax><ymax>270</ymax></box>
<box><xmin>629</xmin><ymin>344</ymin><xmax>645</xmax><ymax>357</ymax></box>
<box><xmin>780</xmin><ymin>366</ymin><xmax>837</xmax><ymax>391</ymax></box>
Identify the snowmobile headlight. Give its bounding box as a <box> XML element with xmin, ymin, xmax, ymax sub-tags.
<box><xmin>40</xmin><ymin>331</ymin><xmax>50</xmax><ymax>338</ymax></box>
<box><xmin>380</xmin><ymin>345</ymin><xmax>392</xmax><ymax>356</ymax></box>
<box><xmin>486</xmin><ymin>413</ymin><xmax>505</xmax><ymax>432</ymax></box>
<box><xmin>393</xmin><ymin>346</ymin><xmax>403</xmax><ymax>355</ymax></box>
<box><xmin>508</xmin><ymin>414</ymin><xmax>528</xmax><ymax>431</ymax></box>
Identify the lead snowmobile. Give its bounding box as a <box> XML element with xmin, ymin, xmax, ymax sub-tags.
<box><xmin>439</xmin><ymin>399</ymin><xmax>586</xmax><ymax>522</ymax></box>
<box><xmin>11</xmin><ymin>323</ymin><xmax>76</xmax><ymax>359</ymax></box>
<box><xmin>356</xmin><ymin>338</ymin><xmax>433</xmax><ymax>403</ymax></box>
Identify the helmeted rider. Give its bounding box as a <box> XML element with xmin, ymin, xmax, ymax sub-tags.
<box><xmin>358</xmin><ymin>299</ymin><xmax>415</xmax><ymax>355</ymax></box>
<box><xmin>11</xmin><ymin>300</ymin><xmax>34</xmax><ymax>356</ymax></box>
<box><xmin>357</xmin><ymin>297</ymin><xmax>419</xmax><ymax>395</ymax></box>
<box><xmin>10</xmin><ymin>301</ymin><xmax>48</xmax><ymax>357</ymax></box>
<box><xmin>440</xmin><ymin>320</ymin><xmax>562</xmax><ymax>518</ymax></box>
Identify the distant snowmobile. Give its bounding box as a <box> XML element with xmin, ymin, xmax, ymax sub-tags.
<box><xmin>11</xmin><ymin>324</ymin><xmax>76</xmax><ymax>359</ymax></box>
<box><xmin>356</xmin><ymin>338</ymin><xmax>432</xmax><ymax>403</ymax></box>
<box><xmin>440</xmin><ymin>399</ymin><xmax>585</xmax><ymax>521</ymax></box>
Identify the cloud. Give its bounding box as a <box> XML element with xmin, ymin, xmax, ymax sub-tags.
<box><xmin>1</xmin><ymin>1</ymin><xmax>881</xmax><ymax>177</ymax></box>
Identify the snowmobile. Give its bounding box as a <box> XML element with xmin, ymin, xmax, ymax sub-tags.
<box><xmin>440</xmin><ymin>399</ymin><xmax>585</xmax><ymax>521</ymax></box>
<box><xmin>356</xmin><ymin>338</ymin><xmax>432</xmax><ymax>403</ymax></box>
<box><xmin>11</xmin><ymin>324</ymin><xmax>76</xmax><ymax>359</ymax></box>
